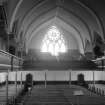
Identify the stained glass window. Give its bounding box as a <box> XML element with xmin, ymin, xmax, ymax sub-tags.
<box><xmin>41</xmin><ymin>26</ymin><xmax>67</xmax><ymax>56</ymax></box>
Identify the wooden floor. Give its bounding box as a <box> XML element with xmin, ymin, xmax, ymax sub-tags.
<box><xmin>22</xmin><ymin>85</ymin><xmax>105</xmax><ymax>105</ymax></box>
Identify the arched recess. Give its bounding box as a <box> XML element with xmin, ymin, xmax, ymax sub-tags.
<box><xmin>29</xmin><ymin>27</ymin><xmax>79</xmax><ymax>52</ymax></box>
<box><xmin>9</xmin><ymin>0</ymin><xmax>103</xmax><ymax>54</ymax></box>
<box><xmin>20</xmin><ymin>7</ymin><xmax>91</xmax><ymax>46</ymax></box>
<box><xmin>16</xmin><ymin>0</ymin><xmax>102</xmax><ymax>41</ymax></box>
<box><xmin>18</xmin><ymin>7</ymin><xmax>91</xmax><ymax>54</ymax></box>
<box><xmin>26</xmin><ymin>17</ymin><xmax>84</xmax><ymax>54</ymax></box>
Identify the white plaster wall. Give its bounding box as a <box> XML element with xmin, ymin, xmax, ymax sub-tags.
<box><xmin>71</xmin><ymin>71</ymin><xmax>93</xmax><ymax>81</ymax></box>
<box><xmin>0</xmin><ymin>70</ymin><xmax>104</xmax><ymax>82</ymax></box>
<box><xmin>0</xmin><ymin>72</ymin><xmax>6</xmax><ymax>82</ymax></box>
<box><xmin>6</xmin><ymin>70</ymin><xmax>105</xmax><ymax>81</ymax></box>
<box><xmin>46</xmin><ymin>71</ymin><xmax>69</xmax><ymax>81</ymax></box>
<box><xmin>0</xmin><ymin>38</ymin><xmax>6</xmax><ymax>51</ymax></box>
<box><xmin>102</xmin><ymin>71</ymin><xmax>105</xmax><ymax>80</ymax></box>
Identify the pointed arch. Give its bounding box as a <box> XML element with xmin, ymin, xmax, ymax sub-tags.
<box><xmin>41</xmin><ymin>25</ymin><xmax>67</xmax><ymax>56</ymax></box>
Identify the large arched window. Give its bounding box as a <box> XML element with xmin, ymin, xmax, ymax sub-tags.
<box><xmin>41</xmin><ymin>26</ymin><xmax>67</xmax><ymax>56</ymax></box>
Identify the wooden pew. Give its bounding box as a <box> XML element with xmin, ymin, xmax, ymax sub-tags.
<box><xmin>20</xmin><ymin>85</ymin><xmax>105</xmax><ymax>105</ymax></box>
<box><xmin>0</xmin><ymin>84</ymin><xmax>23</xmax><ymax>104</ymax></box>
<box><xmin>88</xmin><ymin>84</ymin><xmax>105</xmax><ymax>96</ymax></box>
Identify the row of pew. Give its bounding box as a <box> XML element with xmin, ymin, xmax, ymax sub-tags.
<box><xmin>0</xmin><ymin>84</ymin><xmax>24</xmax><ymax>105</ymax></box>
<box><xmin>88</xmin><ymin>84</ymin><xmax>105</xmax><ymax>96</ymax></box>
<box><xmin>17</xmin><ymin>85</ymin><xmax>105</xmax><ymax>105</ymax></box>
<box><xmin>0</xmin><ymin>83</ymin><xmax>105</xmax><ymax>104</ymax></box>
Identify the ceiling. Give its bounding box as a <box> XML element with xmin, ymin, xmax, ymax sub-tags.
<box><xmin>1</xmin><ymin>0</ymin><xmax>105</xmax><ymax>57</ymax></box>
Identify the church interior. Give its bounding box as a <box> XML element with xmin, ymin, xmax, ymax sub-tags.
<box><xmin>0</xmin><ymin>0</ymin><xmax>105</xmax><ymax>105</ymax></box>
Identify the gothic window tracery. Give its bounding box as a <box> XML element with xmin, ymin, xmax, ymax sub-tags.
<box><xmin>41</xmin><ymin>26</ymin><xmax>67</xmax><ymax>56</ymax></box>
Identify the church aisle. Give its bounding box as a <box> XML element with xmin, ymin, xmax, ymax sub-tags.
<box><xmin>22</xmin><ymin>85</ymin><xmax>105</xmax><ymax>105</ymax></box>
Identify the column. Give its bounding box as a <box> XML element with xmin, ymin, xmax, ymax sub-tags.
<box><xmin>18</xmin><ymin>60</ymin><xmax>20</xmax><ymax>71</ymax></box>
<box><xmin>45</xmin><ymin>70</ymin><xmax>47</xmax><ymax>88</ymax></box>
<box><xmin>6</xmin><ymin>69</ymin><xmax>9</xmax><ymax>104</ymax></box>
<box><xmin>11</xmin><ymin>56</ymin><xmax>13</xmax><ymax>71</ymax></box>
<box><xmin>93</xmin><ymin>71</ymin><xmax>95</xmax><ymax>87</ymax></box>
<box><xmin>21</xmin><ymin>72</ymin><xmax>22</xmax><ymax>88</ymax></box>
<box><xmin>15</xmin><ymin>70</ymin><xmax>17</xmax><ymax>96</ymax></box>
<box><xmin>69</xmin><ymin>70</ymin><xmax>72</xmax><ymax>87</ymax></box>
<box><xmin>7</xmin><ymin>34</ymin><xmax>9</xmax><ymax>52</ymax></box>
<box><xmin>102</xmin><ymin>60</ymin><xmax>104</xmax><ymax>71</ymax></box>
